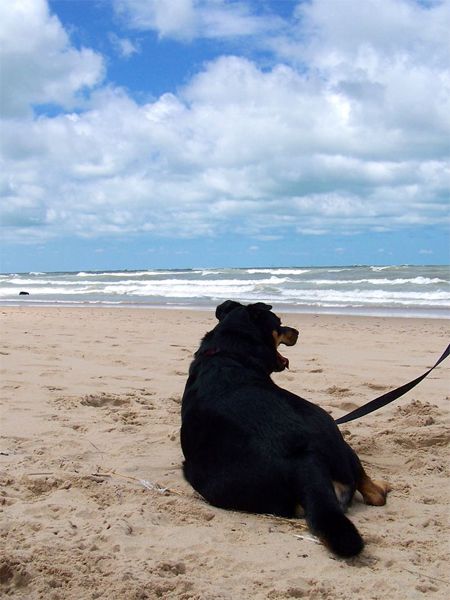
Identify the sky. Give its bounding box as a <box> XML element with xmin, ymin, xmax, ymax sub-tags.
<box><xmin>0</xmin><ymin>0</ymin><xmax>449</xmax><ymax>272</ymax></box>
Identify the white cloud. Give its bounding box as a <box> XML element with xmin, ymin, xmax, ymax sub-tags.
<box><xmin>113</xmin><ymin>0</ymin><xmax>282</xmax><ymax>40</ymax></box>
<box><xmin>1</xmin><ymin>0</ymin><xmax>449</xmax><ymax>244</ymax></box>
<box><xmin>274</xmin><ymin>0</ymin><xmax>450</xmax><ymax>153</ymax></box>
<box><xmin>108</xmin><ymin>33</ymin><xmax>141</xmax><ymax>58</ymax></box>
<box><xmin>0</xmin><ymin>0</ymin><xmax>104</xmax><ymax>117</ymax></box>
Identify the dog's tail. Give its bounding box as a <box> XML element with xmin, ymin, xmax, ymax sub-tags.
<box><xmin>305</xmin><ymin>500</ymin><xmax>363</xmax><ymax>557</ymax></box>
<box><xmin>295</xmin><ymin>460</ymin><xmax>364</xmax><ymax>558</ymax></box>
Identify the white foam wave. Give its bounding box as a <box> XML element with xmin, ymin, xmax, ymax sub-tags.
<box><xmin>75</xmin><ymin>270</ymin><xmax>186</xmax><ymax>277</ymax></box>
<box><xmin>245</xmin><ymin>269</ymin><xmax>310</xmax><ymax>275</ymax></box>
<box><xmin>0</xmin><ymin>276</ymin><xmax>290</xmax><ymax>298</ymax></box>
<box><xmin>279</xmin><ymin>288</ymin><xmax>450</xmax><ymax>306</ymax></box>
<box><xmin>311</xmin><ymin>277</ymin><xmax>447</xmax><ymax>286</ymax></box>
<box><xmin>100</xmin><ymin>277</ymin><xmax>289</xmax><ymax>296</ymax></box>
<box><xmin>1</xmin><ymin>267</ymin><xmax>448</xmax><ymax>312</ymax></box>
<box><xmin>6</xmin><ymin>278</ymin><xmax>112</xmax><ymax>287</ymax></box>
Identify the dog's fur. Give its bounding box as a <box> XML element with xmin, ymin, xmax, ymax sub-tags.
<box><xmin>180</xmin><ymin>301</ymin><xmax>390</xmax><ymax>557</ymax></box>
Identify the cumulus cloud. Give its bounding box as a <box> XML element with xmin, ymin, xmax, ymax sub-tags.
<box><xmin>0</xmin><ymin>0</ymin><xmax>104</xmax><ymax>117</ymax></box>
<box><xmin>277</xmin><ymin>0</ymin><xmax>450</xmax><ymax>157</ymax></box>
<box><xmin>0</xmin><ymin>0</ymin><xmax>449</xmax><ymax>245</ymax></box>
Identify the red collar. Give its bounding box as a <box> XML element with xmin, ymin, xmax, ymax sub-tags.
<box><xmin>202</xmin><ymin>347</ymin><xmax>221</xmax><ymax>357</ymax></box>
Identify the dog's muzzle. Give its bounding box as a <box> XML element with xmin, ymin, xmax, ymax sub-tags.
<box><xmin>274</xmin><ymin>327</ymin><xmax>299</xmax><ymax>370</ymax></box>
<box><xmin>279</xmin><ymin>326</ymin><xmax>299</xmax><ymax>347</ymax></box>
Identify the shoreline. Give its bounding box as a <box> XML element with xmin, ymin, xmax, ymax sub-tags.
<box><xmin>2</xmin><ymin>300</ymin><xmax>449</xmax><ymax>320</ymax></box>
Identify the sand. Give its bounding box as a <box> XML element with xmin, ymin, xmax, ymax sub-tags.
<box><xmin>0</xmin><ymin>306</ymin><xmax>449</xmax><ymax>600</ymax></box>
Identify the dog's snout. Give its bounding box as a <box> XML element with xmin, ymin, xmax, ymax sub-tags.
<box><xmin>280</xmin><ymin>326</ymin><xmax>299</xmax><ymax>346</ymax></box>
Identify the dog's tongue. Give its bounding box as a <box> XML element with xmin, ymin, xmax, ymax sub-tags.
<box><xmin>277</xmin><ymin>351</ymin><xmax>289</xmax><ymax>369</ymax></box>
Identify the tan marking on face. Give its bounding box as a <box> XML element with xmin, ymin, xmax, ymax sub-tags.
<box><xmin>272</xmin><ymin>330</ymin><xmax>283</xmax><ymax>347</ymax></box>
<box><xmin>272</xmin><ymin>328</ymin><xmax>298</xmax><ymax>347</ymax></box>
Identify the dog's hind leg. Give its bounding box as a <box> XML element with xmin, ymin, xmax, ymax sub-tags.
<box><xmin>332</xmin><ymin>481</ymin><xmax>353</xmax><ymax>512</ymax></box>
<box><xmin>200</xmin><ymin>462</ymin><xmax>296</xmax><ymax>518</ymax></box>
<box><xmin>357</xmin><ymin>468</ymin><xmax>391</xmax><ymax>506</ymax></box>
<box><xmin>344</xmin><ymin>444</ymin><xmax>390</xmax><ymax>506</ymax></box>
<box><xmin>293</xmin><ymin>457</ymin><xmax>364</xmax><ymax>558</ymax></box>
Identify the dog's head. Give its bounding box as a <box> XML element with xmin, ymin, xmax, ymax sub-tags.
<box><xmin>215</xmin><ymin>300</ymin><xmax>299</xmax><ymax>372</ymax></box>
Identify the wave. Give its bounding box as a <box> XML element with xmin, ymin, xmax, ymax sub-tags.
<box><xmin>323</xmin><ymin>268</ymin><xmax>355</xmax><ymax>273</ymax></box>
<box><xmin>245</xmin><ymin>269</ymin><xmax>310</xmax><ymax>275</ymax></box>
<box><xmin>0</xmin><ymin>276</ymin><xmax>290</xmax><ymax>297</ymax></box>
<box><xmin>3</xmin><ymin>285</ymin><xmax>448</xmax><ymax>306</ymax></box>
<box><xmin>279</xmin><ymin>288</ymin><xmax>450</xmax><ymax>305</ymax></box>
<box><xmin>310</xmin><ymin>277</ymin><xmax>447</xmax><ymax>286</ymax></box>
<box><xmin>75</xmin><ymin>270</ymin><xmax>189</xmax><ymax>277</ymax></box>
<box><xmin>1</xmin><ymin>266</ymin><xmax>449</xmax><ymax>314</ymax></box>
<box><xmin>5</xmin><ymin>275</ymin><xmax>445</xmax><ymax>291</ymax></box>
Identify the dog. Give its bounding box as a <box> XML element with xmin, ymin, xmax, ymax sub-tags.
<box><xmin>180</xmin><ymin>301</ymin><xmax>390</xmax><ymax>557</ymax></box>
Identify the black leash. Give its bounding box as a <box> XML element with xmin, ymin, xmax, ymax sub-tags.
<box><xmin>334</xmin><ymin>343</ymin><xmax>450</xmax><ymax>426</ymax></box>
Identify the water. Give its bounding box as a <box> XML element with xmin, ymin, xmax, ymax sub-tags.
<box><xmin>1</xmin><ymin>265</ymin><xmax>449</xmax><ymax>318</ymax></box>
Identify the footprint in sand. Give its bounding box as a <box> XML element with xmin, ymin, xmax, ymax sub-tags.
<box><xmin>335</xmin><ymin>401</ymin><xmax>360</xmax><ymax>412</ymax></box>
<box><xmin>393</xmin><ymin>430</ymin><xmax>448</xmax><ymax>449</ymax></box>
<box><xmin>364</xmin><ymin>382</ymin><xmax>390</xmax><ymax>391</ymax></box>
<box><xmin>0</xmin><ymin>557</ymin><xmax>32</xmax><ymax>589</ymax></box>
<box><xmin>81</xmin><ymin>394</ymin><xmax>130</xmax><ymax>408</ymax></box>
<box><xmin>325</xmin><ymin>386</ymin><xmax>353</xmax><ymax>398</ymax></box>
<box><xmin>114</xmin><ymin>410</ymin><xmax>142</xmax><ymax>426</ymax></box>
<box><xmin>173</xmin><ymin>370</ymin><xmax>186</xmax><ymax>377</ymax></box>
<box><xmin>21</xmin><ymin>476</ymin><xmax>63</xmax><ymax>498</ymax></box>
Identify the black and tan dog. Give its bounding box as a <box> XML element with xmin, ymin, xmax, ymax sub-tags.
<box><xmin>180</xmin><ymin>301</ymin><xmax>390</xmax><ymax>557</ymax></box>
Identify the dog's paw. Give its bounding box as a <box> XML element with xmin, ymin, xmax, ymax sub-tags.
<box><xmin>363</xmin><ymin>479</ymin><xmax>391</xmax><ymax>506</ymax></box>
<box><xmin>358</xmin><ymin>475</ymin><xmax>391</xmax><ymax>506</ymax></box>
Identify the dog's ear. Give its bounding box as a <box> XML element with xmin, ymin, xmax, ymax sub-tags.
<box><xmin>215</xmin><ymin>300</ymin><xmax>242</xmax><ymax>321</ymax></box>
<box><xmin>247</xmin><ymin>302</ymin><xmax>273</xmax><ymax>322</ymax></box>
<box><xmin>249</xmin><ymin>302</ymin><xmax>272</xmax><ymax>312</ymax></box>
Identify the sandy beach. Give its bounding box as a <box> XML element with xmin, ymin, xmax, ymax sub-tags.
<box><xmin>1</xmin><ymin>306</ymin><xmax>449</xmax><ymax>600</ymax></box>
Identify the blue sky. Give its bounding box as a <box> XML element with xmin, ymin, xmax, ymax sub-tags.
<box><xmin>1</xmin><ymin>0</ymin><xmax>449</xmax><ymax>272</ymax></box>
